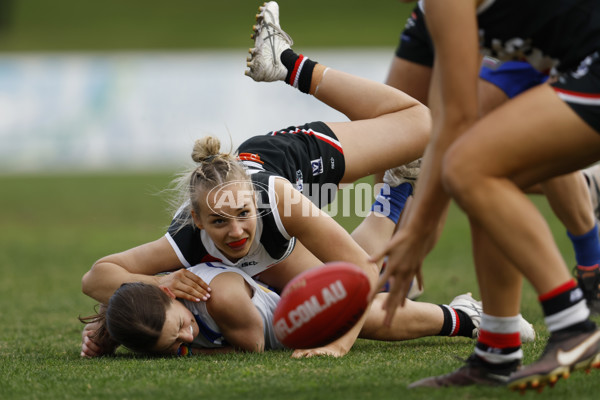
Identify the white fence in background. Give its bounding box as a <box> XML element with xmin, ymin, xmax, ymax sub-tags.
<box><xmin>0</xmin><ymin>49</ymin><xmax>394</xmax><ymax>173</ymax></box>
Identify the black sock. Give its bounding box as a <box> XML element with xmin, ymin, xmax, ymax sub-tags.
<box><xmin>468</xmin><ymin>354</ymin><xmax>521</xmax><ymax>375</ymax></box>
<box><xmin>437</xmin><ymin>305</ymin><xmax>476</xmax><ymax>337</ymax></box>
<box><xmin>280</xmin><ymin>49</ymin><xmax>317</xmax><ymax>94</ymax></box>
<box><xmin>553</xmin><ymin>319</ymin><xmax>597</xmax><ymax>336</ymax></box>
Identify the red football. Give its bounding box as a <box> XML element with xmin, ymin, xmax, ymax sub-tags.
<box><xmin>272</xmin><ymin>261</ymin><xmax>371</xmax><ymax>349</ymax></box>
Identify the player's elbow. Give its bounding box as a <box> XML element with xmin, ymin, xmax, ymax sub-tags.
<box><xmin>234</xmin><ymin>328</ymin><xmax>266</xmax><ymax>353</ymax></box>
<box><xmin>81</xmin><ymin>267</ymin><xmax>94</xmax><ymax>296</ymax></box>
<box><xmin>81</xmin><ymin>260</ymin><xmax>103</xmax><ymax>299</ymax></box>
<box><xmin>219</xmin><ymin>317</ymin><xmax>266</xmax><ymax>353</ymax></box>
<box><xmin>207</xmin><ymin>289</ymin><xmax>266</xmax><ymax>352</ymax></box>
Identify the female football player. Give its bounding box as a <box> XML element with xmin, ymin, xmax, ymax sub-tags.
<box><xmin>384</xmin><ymin>1</ymin><xmax>600</xmax><ymax>316</ymax></box>
<box><xmin>81</xmin><ymin>1</ymin><xmax>431</xmax><ymax>359</ymax></box>
<box><xmin>373</xmin><ymin>0</ymin><xmax>600</xmax><ymax>391</ymax></box>
<box><xmin>81</xmin><ymin>261</ymin><xmax>534</xmax><ymax>357</ymax></box>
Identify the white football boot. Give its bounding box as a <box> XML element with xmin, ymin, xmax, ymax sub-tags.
<box><xmin>449</xmin><ymin>293</ymin><xmax>483</xmax><ymax>339</ymax></box>
<box><xmin>245</xmin><ymin>1</ymin><xmax>293</xmax><ymax>82</ymax></box>
<box><xmin>407</xmin><ymin>275</ymin><xmax>424</xmax><ymax>300</ymax></box>
<box><xmin>448</xmin><ymin>292</ymin><xmax>536</xmax><ymax>342</ymax></box>
<box><xmin>383</xmin><ymin>158</ymin><xmax>422</xmax><ymax>188</ymax></box>
<box><xmin>517</xmin><ymin>316</ymin><xmax>536</xmax><ymax>343</ymax></box>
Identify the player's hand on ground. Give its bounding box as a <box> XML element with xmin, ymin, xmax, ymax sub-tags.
<box><xmin>291</xmin><ymin>342</ymin><xmax>349</xmax><ymax>358</ymax></box>
<box><xmin>80</xmin><ymin>321</ymin><xmax>118</xmax><ymax>358</ymax></box>
<box><xmin>156</xmin><ymin>268</ymin><xmax>211</xmax><ymax>302</ymax></box>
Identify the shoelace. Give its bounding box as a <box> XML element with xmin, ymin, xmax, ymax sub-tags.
<box><xmin>259</xmin><ymin>12</ymin><xmax>293</xmax><ymax>67</ymax></box>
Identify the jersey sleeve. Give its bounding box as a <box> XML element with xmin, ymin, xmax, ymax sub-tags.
<box><xmin>165</xmin><ymin>217</ymin><xmax>206</xmax><ymax>268</ymax></box>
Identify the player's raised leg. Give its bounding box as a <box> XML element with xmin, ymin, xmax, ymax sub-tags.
<box><xmin>443</xmin><ymin>83</ymin><xmax>600</xmax><ymax>391</ymax></box>
<box><xmin>245</xmin><ymin>1</ymin><xmax>430</xmax><ymax>183</ymax></box>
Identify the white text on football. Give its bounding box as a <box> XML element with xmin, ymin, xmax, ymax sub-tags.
<box><xmin>274</xmin><ymin>280</ymin><xmax>347</xmax><ymax>339</ymax></box>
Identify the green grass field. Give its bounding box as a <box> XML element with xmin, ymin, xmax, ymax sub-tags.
<box><xmin>1</xmin><ymin>173</ymin><xmax>598</xmax><ymax>400</ymax></box>
<box><xmin>1</xmin><ymin>1</ymin><xmax>600</xmax><ymax>398</ymax></box>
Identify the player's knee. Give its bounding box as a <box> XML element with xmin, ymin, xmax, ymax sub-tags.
<box><xmin>441</xmin><ymin>145</ymin><xmax>476</xmax><ymax>201</ymax></box>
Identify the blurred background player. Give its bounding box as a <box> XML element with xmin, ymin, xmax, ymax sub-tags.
<box><xmin>374</xmin><ymin>0</ymin><xmax>600</xmax><ymax>390</ymax></box>
<box><xmin>381</xmin><ymin>1</ymin><xmax>600</xmax><ymax>315</ymax></box>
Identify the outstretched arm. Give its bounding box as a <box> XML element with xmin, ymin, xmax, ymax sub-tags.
<box><xmin>275</xmin><ymin>178</ymin><xmax>379</xmax><ymax>357</ymax></box>
<box><xmin>82</xmin><ymin>237</ymin><xmax>211</xmax><ymax>304</ymax></box>
<box><xmin>371</xmin><ymin>0</ymin><xmax>481</xmax><ymax>321</ymax></box>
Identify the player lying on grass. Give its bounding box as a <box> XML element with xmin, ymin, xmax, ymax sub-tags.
<box><xmin>81</xmin><ymin>1</ymin><xmax>432</xmax><ymax>358</ymax></box>
<box><xmin>80</xmin><ymin>262</ymin><xmax>535</xmax><ymax>357</ymax></box>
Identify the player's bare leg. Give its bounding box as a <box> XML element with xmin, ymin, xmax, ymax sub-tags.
<box><xmin>245</xmin><ymin>3</ymin><xmax>429</xmax><ymax>184</ymax></box>
<box><xmin>443</xmin><ymin>84</ymin><xmax>600</xmax><ymax>390</ymax></box>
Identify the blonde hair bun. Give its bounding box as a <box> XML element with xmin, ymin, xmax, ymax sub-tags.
<box><xmin>192</xmin><ymin>136</ymin><xmax>221</xmax><ymax>163</ymax></box>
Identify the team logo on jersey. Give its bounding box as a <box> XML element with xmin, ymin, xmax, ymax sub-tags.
<box><xmin>240</xmin><ymin>260</ymin><xmax>258</xmax><ymax>269</ymax></box>
<box><xmin>571</xmin><ymin>52</ymin><xmax>598</xmax><ymax>79</ymax></box>
<box><xmin>311</xmin><ymin>157</ymin><xmax>323</xmax><ymax>176</ymax></box>
<box><xmin>296</xmin><ymin>170</ymin><xmax>304</xmax><ymax>192</ymax></box>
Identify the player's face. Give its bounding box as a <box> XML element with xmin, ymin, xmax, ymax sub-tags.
<box><xmin>195</xmin><ymin>182</ymin><xmax>258</xmax><ymax>262</ymax></box>
<box><xmin>153</xmin><ymin>300</ymin><xmax>198</xmax><ymax>355</ymax></box>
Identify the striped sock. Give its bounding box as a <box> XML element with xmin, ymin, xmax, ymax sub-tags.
<box><xmin>475</xmin><ymin>314</ymin><xmax>523</xmax><ymax>368</ymax></box>
<box><xmin>280</xmin><ymin>49</ymin><xmax>317</xmax><ymax>94</ymax></box>
<box><xmin>539</xmin><ymin>279</ymin><xmax>594</xmax><ymax>333</ymax></box>
<box><xmin>437</xmin><ymin>305</ymin><xmax>476</xmax><ymax>338</ymax></box>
